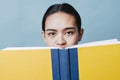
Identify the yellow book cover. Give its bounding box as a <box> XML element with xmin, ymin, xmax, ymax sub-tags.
<box><xmin>78</xmin><ymin>43</ymin><xmax>120</xmax><ymax>80</ymax></box>
<box><xmin>0</xmin><ymin>49</ymin><xmax>53</xmax><ymax>80</ymax></box>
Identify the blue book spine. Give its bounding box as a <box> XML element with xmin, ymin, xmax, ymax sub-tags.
<box><xmin>51</xmin><ymin>48</ymin><xmax>79</xmax><ymax>80</ymax></box>
<box><xmin>69</xmin><ymin>48</ymin><xmax>79</xmax><ymax>80</ymax></box>
<box><xmin>51</xmin><ymin>49</ymin><xmax>60</xmax><ymax>80</ymax></box>
<box><xmin>59</xmin><ymin>49</ymin><xmax>70</xmax><ymax>80</ymax></box>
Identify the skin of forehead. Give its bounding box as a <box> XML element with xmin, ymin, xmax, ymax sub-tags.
<box><xmin>45</xmin><ymin>12</ymin><xmax>77</xmax><ymax>31</ymax></box>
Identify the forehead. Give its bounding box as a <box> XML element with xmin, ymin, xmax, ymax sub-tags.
<box><xmin>45</xmin><ymin>12</ymin><xmax>77</xmax><ymax>30</ymax></box>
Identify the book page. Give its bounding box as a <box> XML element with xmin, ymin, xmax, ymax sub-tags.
<box><xmin>69</xmin><ymin>39</ymin><xmax>119</xmax><ymax>48</ymax></box>
<box><xmin>2</xmin><ymin>47</ymin><xmax>58</xmax><ymax>50</ymax></box>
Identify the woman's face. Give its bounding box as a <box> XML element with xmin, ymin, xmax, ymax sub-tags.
<box><xmin>42</xmin><ymin>12</ymin><xmax>83</xmax><ymax>48</ymax></box>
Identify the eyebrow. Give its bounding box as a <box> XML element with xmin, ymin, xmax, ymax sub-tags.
<box><xmin>45</xmin><ymin>29</ymin><xmax>57</xmax><ymax>31</ymax></box>
<box><xmin>45</xmin><ymin>27</ymin><xmax>76</xmax><ymax>31</ymax></box>
<box><xmin>64</xmin><ymin>27</ymin><xmax>76</xmax><ymax>30</ymax></box>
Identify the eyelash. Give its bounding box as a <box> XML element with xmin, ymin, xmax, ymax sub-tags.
<box><xmin>65</xmin><ymin>31</ymin><xmax>74</xmax><ymax>35</ymax></box>
<box><xmin>47</xmin><ymin>31</ymin><xmax>74</xmax><ymax>37</ymax></box>
<box><xmin>47</xmin><ymin>32</ymin><xmax>56</xmax><ymax>36</ymax></box>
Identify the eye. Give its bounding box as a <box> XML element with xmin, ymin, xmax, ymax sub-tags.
<box><xmin>47</xmin><ymin>32</ymin><xmax>56</xmax><ymax>37</ymax></box>
<box><xmin>65</xmin><ymin>31</ymin><xmax>74</xmax><ymax>36</ymax></box>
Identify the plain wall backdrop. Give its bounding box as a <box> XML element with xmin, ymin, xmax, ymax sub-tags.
<box><xmin>0</xmin><ymin>0</ymin><xmax>120</xmax><ymax>49</ymax></box>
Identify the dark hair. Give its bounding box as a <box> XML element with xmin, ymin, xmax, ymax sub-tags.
<box><xmin>42</xmin><ymin>3</ymin><xmax>81</xmax><ymax>32</ymax></box>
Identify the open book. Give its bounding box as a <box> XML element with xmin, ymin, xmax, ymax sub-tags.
<box><xmin>0</xmin><ymin>39</ymin><xmax>120</xmax><ymax>80</ymax></box>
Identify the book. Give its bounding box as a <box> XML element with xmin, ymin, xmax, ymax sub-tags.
<box><xmin>0</xmin><ymin>39</ymin><xmax>120</xmax><ymax>80</ymax></box>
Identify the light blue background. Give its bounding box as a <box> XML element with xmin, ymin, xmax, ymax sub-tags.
<box><xmin>0</xmin><ymin>0</ymin><xmax>120</xmax><ymax>49</ymax></box>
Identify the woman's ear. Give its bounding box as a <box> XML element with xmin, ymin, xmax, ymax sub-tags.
<box><xmin>78</xmin><ymin>28</ymin><xmax>84</xmax><ymax>41</ymax></box>
<box><xmin>41</xmin><ymin>31</ymin><xmax>46</xmax><ymax>41</ymax></box>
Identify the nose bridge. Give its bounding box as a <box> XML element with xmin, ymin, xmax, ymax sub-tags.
<box><xmin>58</xmin><ymin>33</ymin><xmax>64</xmax><ymax>41</ymax></box>
<box><xmin>56</xmin><ymin>33</ymin><xmax>65</xmax><ymax>44</ymax></box>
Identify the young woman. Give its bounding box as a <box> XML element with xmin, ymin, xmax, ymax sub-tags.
<box><xmin>42</xmin><ymin>3</ymin><xmax>83</xmax><ymax>48</ymax></box>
